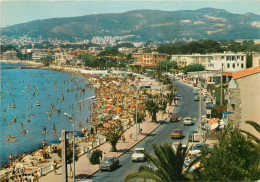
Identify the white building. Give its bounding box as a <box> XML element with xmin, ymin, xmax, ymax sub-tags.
<box><xmin>171</xmin><ymin>51</ymin><xmax>247</xmax><ymax>72</ymax></box>
<box><xmin>207</xmin><ymin>52</ymin><xmax>246</xmax><ymax>72</ymax></box>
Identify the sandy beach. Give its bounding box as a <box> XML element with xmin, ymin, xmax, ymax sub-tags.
<box><xmin>0</xmin><ymin>61</ymin><xmax>169</xmax><ymax>182</ymax></box>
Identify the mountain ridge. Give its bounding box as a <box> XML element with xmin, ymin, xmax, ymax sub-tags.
<box><xmin>1</xmin><ymin>8</ymin><xmax>260</xmax><ymax>42</ymax></box>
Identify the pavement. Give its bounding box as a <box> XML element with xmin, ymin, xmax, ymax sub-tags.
<box><xmin>39</xmin><ymin>103</ymin><xmax>176</xmax><ymax>182</ymax></box>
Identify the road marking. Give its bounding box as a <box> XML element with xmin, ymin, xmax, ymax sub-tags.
<box><xmin>193</xmin><ymin>118</ymin><xmax>197</xmax><ymax>120</ymax></box>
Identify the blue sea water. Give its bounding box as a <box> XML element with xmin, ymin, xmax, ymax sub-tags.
<box><xmin>0</xmin><ymin>63</ymin><xmax>28</xmax><ymax>68</ymax></box>
<box><xmin>0</xmin><ymin>64</ymin><xmax>95</xmax><ymax>167</ymax></box>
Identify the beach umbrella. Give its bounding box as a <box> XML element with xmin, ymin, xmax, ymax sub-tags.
<box><xmin>49</xmin><ymin>140</ymin><xmax>61</xmax><ymax>144</ymax></box>
<box><xmin>209</xmin><ymin>118</ymin><xmax>219</xmax><ymax>125</ymax></box>
<box><xmin>209</xmin><ymin>123</ymin><xmax>219</xmax><ymax>130</ymax></box>
<box><xmin>98</xmin><ymin>114</ymin><xmax>103</xmax><ymax>119</ymax></box>
<box><xmin>103</xmin><ymin>123</ymin><xmax>111</xmax><ymax>128</ymax></box>
<box><xmin>76</xmin><ymin>132</ymin><xmax>84</xmax><ymax>137</ymax></box>
<box><xmin>222</xmin><ymin>111</ymin><xmax>234</xmax><ymax>115</ymax></box>
<box><xmin>106</xmin><ymin>105</ymin><xmax>112</xmax><ymax>110</ymax></box>
<box><xmin>115</xmin><ymin>107</ymin><xmax>122</xmax><ymax>113</ymax></box>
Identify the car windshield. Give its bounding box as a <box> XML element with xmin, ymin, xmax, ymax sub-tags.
<box><xmin>172</xmin><ymin>130</ymin><xmax>181</xmax><ymax>133</ymax></box>
<box><xmin>103</xmin><ymin>158</ymin><xmax>113</xmax><ymax>163</ymax></box>
<box><xmin>135</xmin><ymin>149</ymin><xmax>144</xmax><ymax>154</ymax></box>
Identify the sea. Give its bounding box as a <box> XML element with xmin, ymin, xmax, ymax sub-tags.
<box><xmin>0</xmin><ymin>63</ymin><xmax>95</xmax><ymax>167</ymax></box>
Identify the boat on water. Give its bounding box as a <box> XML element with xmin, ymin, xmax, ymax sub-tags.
<box><xmin>6</xmin><ymin>136</ymin><xmax>15</xmax><ymax>138</ymax></box>
<box><xmin>11</xmin><ymin>104</ymin><xmax>16</xmax><ymax>108</ymax></box>
<box><xmin>6</xmin><ymin>139</ymin><xmax>17</xmax><ymax>142</ymax></box>
<box><xmin>36</xmin><ymin>101</ymin><xmax>41</xmax><ymax>106</ymax></box>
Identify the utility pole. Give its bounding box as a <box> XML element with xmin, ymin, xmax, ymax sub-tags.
<box><xmin>198</xmin><ymin>71</ymin><xmax>203</xmax><ymax>143</ymax></box>
<box><xmin>62</xmin><ymin>130</ymin><xmax>67</xmax><ymax>182</ymax></box>
<box><xmin>73</xmin><ymin>124</ymin><xmax>75</xmax><ymax>182</ymax></box>
<box><xmin>135</xmin><ymin>89</ymin><xmax>138</xmax><ymax>141</ymax></box>
<box><xmin>220</xmin><ymin>66</ymin><xmax>223</xmax><ymax>105</ymax></box>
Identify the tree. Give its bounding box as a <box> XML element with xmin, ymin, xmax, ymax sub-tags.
<box><xmin>102</xmin><ymin>127</ymin><xmax>122</xmax><ymax>152</ymax></box>
<box><xmin>57</xmin><ymin>147</ymin><xmax>79</xmax><ymax>174</ymax></box>
<box><xmin>182</xmin><ymin>64</ymin><xmax>205</xmax><ymax>73</ymax></box>
<box><xmin>145</xmin><ymin>99</ymin><xmax>161</xmax><ymax>123</ymax></box>
<box><xmin>200</xmin><ymin>125</ymin><xmax>260</xmax><ymax>181</ymax></box>
<box><xmin>166</xmin><ymin>92</ymin><xmax>174</xmax><ymax>106</ymax></box>
<box><xmin>211</xmin><ymin>105</ymin><xmax>226</xmax><ymax>119</ymax></box>
<box><xmin>124</xmin><ymin>143</ymin><xmax>189</xmax><ymax>182</ymax></box>
<box><xmin>133</xmin><ymin>109</ymin><xmax>146</xmax><ymax>133</ymax></box>
<box><xmin>89</xmin><ymin>149</ymin><xmax>102</xmax><ymax>164</ymax></box>
<box><xmin>241</xmin><ymin>120</ymin><xmax>260</xmax><ymax>144</ymax></box>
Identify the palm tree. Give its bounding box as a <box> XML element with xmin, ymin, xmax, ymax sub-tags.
<box><xmin>103</xmin><ymin>127</ymin><xmax>122</xmax><ymax>152</ymax></box>
<box><xmin>145</xmin><ymin>99</ymin><xmax>160</xmax><ymax>123</ymax></box>
<box><xmin>165</xmin><ymin>92</ymin><xmax>174</xmax><ymax>106</ymax></box>
<box><xmin>241</xmin><ymin>120</ymin><xmax>260</xmax><ymax>143</ymax></box>
<box><xmin>133</xmin><ymin>109</ymin><xmax>146</xmax><ymax>133</ymax></box>
<box><xmin>124</xmin><ymin>143</ymin><xmax>189</xmax><ymax>182</ymax></box>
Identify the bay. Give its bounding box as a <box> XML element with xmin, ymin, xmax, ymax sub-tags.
<box><xmin>0</xmin><ymin>66</ymin><xmax>94</xmax><ymax>167</ymax></box>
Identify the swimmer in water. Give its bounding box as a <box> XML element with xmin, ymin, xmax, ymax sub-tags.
<box><xmin>53</xmin><ymin>124</ymin><xmax>57</xmax><ymax>133</ymax></box>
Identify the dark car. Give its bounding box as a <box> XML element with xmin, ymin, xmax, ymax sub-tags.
<box><xmin>188</xmin><ymin>131</ymin><xmax>199</xmax><ymax>142</ymax></box>
<box><xmin>170</xmin><ymin>113</ymin><xmax>178</xmax><ymax>122</ymax></box>
<box><xmin>206</xmin><ymin>103</ymin><xmax>217</xmax><ymax>109</ymax></box>
<box><xmin>100</xmin><ymin>157</ymin><xmax>119</xmax><ymax>171</ymax></box>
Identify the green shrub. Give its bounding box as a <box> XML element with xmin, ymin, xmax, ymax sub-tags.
<box><xmin>89</xmin><ymin>150</ymin><xmax>102</xmax><ymax>164</ymax></box>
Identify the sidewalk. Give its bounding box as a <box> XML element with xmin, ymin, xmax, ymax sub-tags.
<box><xmin>39</xmin><ymin>103</ymin><xmax>176</xmax><ymax>182</ymax></box>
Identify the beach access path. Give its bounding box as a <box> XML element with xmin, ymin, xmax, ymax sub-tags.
<box><xmin>39</xmin><ymin>103</ymin><xmax>176</xmax><ymax>182</ymax></box>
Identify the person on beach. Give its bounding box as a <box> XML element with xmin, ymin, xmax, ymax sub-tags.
<box><xmin>53</xmin><ymin>124</ymin><xmax>57</xmax><ymax>133</ymax></box>
<box><xmin>42</xmin><ymin>140</ymin><xmax>46</xmax><ymax>149</ymax></box>
<box><xmin>51</xmin><ymin>159</ymin><xmax>57</xmax><ymax>174</ymax></box>
<box><xmin>9</xmin><ymin>154</ymin><xmax>13</xmax><ymax>164</ymax></box>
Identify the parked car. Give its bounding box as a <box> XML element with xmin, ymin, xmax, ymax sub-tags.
<box><xmin>188</xmin><ymin>131</ymin><xmax>199</xmax><ymax>142</ymax></box>
<box><xmin>193</xmin><ymin>95</ymin><xmax>200</xmax><ymax>101</ymax></box>
<box><xmin>193</xmin><ymin>89</ymin><xmax>198</xmax><ymax>94</ymax></box>
<box><xmin>206</xmin><ymin>102</ymin><xmax>217</xmax><ymax>109</ymax></box>
<box><xmin>100</xmin><ymin>157</ymin><xmax>119</xmax><ymax>171</ymax></box>
<box><xmin>131</xmin><ymin>148</ymin><xmax>146</xmax><ymax>162</ymax></box>
<box><xmin>205</xmin><ymin>97</ymin><xmax>212</xmax><ymax>103</ymax></box>
<box><xmin>183</xmin><ymin>117</ymin><xmax>192</xmax><ymax>125</ymax></box>
<box><xmin>170</xmin><ymin>129</ymin><xmax>183</xmax><ymax>139</ymax></box>
<box><xmin>189</xmin><ymin>143</ymin><xmax>208</xmax><ymax>155</ymax></box>
<box><xmin>170</xmin><ymin>113</ymin><xmax>178</xmax><ymax>122</ymax></box>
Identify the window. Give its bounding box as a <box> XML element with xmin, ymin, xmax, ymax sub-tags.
<box><xmin>241</xmin><ymin>56</ymin><xmax>244</xmax><ymax>61</ymax></box>
<box><xmin>222</xmin><ymin>63</ymin><xmax>224</xmax><ymax>67</ymax></box>
<box><xmin>227</xmin><ymin>63</ymin><xmax>230</xmax><ymax>68</ymax></box>
<box><xmin>232</xmin><ymin>56</ymin><xmax>236</xmax><ymax>60</ymax></box>
<box><xmin>233</xmin><ymin>63</ymin><xmax>235</xmax><ymax>68</ymax></box>
<box><xmin>221</xmin><ymin>56</ymin><xmax>225</xmax><ymax>59</ymax></box>
<box><xmin>241</xmin><ymin>64</ymin><xmax>244</xmax><ymax>68</ymax></box>
<box><xmin>237</xmin><ymin>63</ymin><xmax>239</xmax><ymax>66</ymax></box>
<box><xmin>226</xmin><ymin>56</ymin><xmax>231</xmax><ymax>61</ymax></box>
<box><xmin>237</xmin><ymin>56</ymin><xmax>240</xmax><ymax>59</ymax></box>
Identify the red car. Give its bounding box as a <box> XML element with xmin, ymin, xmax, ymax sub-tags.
<box><xmin>170</xmin><ymin>113</ymin><xmax>178</xmax><ymax>122</ymax></box>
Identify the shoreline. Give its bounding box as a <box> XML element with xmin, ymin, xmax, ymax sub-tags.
<box><xmin>0</xmin><ymin>61</ymin><xmax>98</xmax><ymax>179</ymax></box>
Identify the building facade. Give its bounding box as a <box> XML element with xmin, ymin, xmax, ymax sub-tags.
<box><xmin>2</xmin><ymin>50</ymin><xmax>18</xmax><ymax>60</ymax></box>
<box><xmin>227</xmin><ymin>67</ymin><xmax>260</xmax><ymax>139</ymax></box>
<box><xmin>171</xmin><ymin>52</ymin><xmax>247</xmax><ymax>72</ymax></box>
<box><xmin>133</xmin><ymin>52</ymin><xmax>168</xmax><ymax>67</ymax></box>
<box><xmin>252</xmin><ymin>53</ymin><xmax>260</xmax><ymax>68</ymax></box>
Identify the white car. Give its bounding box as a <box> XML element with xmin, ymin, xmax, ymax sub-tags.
<box><xmin>183</xmin><ymin>117</ymin><xmax>192</xmax><ymax>125</ymax></box>
<box><xmin>131</xmin><ymin>148</ymin><xmax>146</xmax><ymax>162</ymax></box>
<box><xmin>205</xmin><ymin>97</ymin><xmax>211</xmax><ymax>103</ymax></box>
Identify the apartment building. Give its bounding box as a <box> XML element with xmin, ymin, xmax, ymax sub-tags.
<box><xmin>171</xmin><ymin>52</ymin><xmax>247</xmax><ymax>72</ymax></box>
<box><xmin>133</xmin><ymin>52</ymin><xmax>168</xmax><ymax>67</ymax></box>
<box><xmin>2</xmin><ymin>50</ymin><xmax>18</xmax><ymax>60</ymax></box>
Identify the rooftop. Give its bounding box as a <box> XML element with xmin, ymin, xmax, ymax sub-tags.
<box><xmin>233</xmin><ymin>66</ymin><xmax>260</xmax><ymax>80</ymax></box>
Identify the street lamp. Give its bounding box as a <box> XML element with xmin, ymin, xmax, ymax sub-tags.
<box><xmin>135</xmin><ymin>84</ymin><xmax>142</xmax><ymax>141</ymax></box>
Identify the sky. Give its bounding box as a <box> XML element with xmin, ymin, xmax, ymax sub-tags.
<box><xmin>0</xmin><ymin>0</ymin><xmax>259</xmax><ymax>28</ymax></box>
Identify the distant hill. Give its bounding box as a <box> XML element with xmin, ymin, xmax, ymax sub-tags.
<box><xmin>1</xmin><ymin>8</ymin><xmax>260</xmax><ymax>41</ymax></box>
